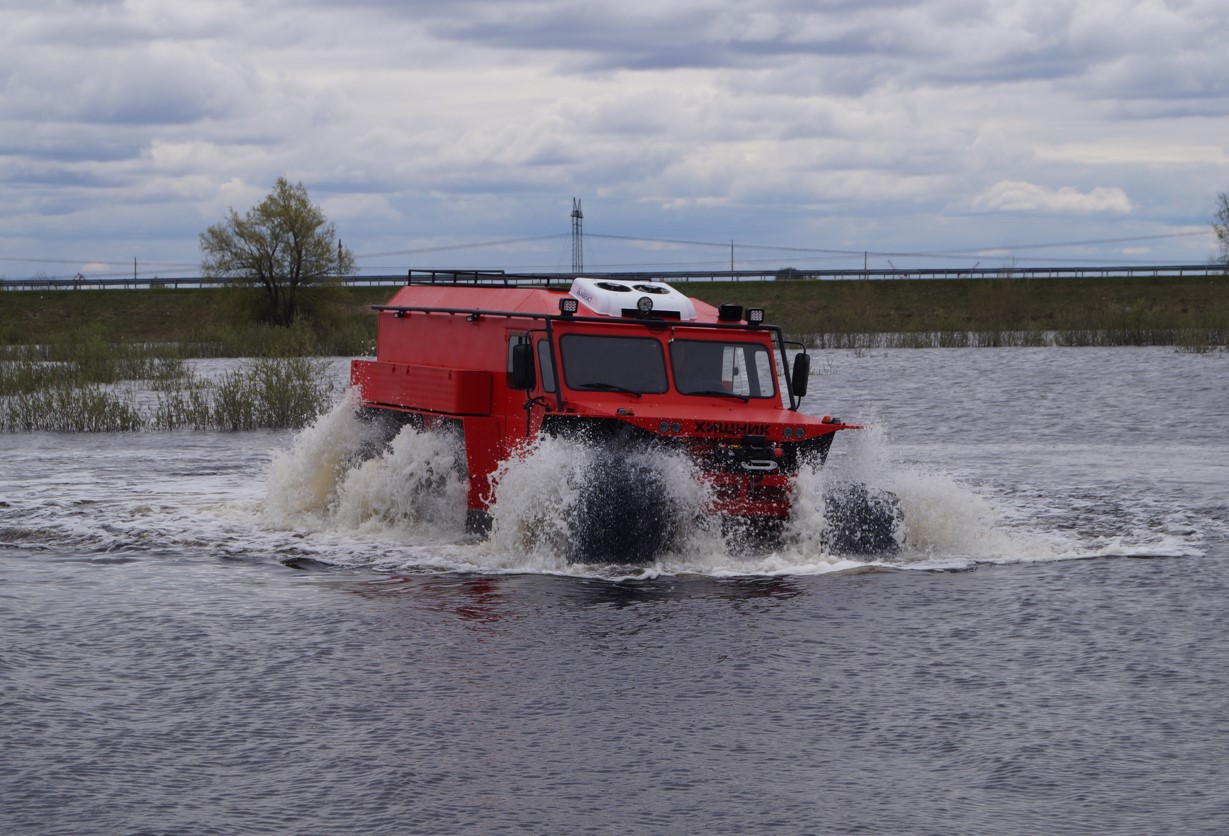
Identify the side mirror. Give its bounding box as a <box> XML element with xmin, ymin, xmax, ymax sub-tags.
<box><xmin>510</xmin><ymin>341</ymin><xmax>536</xmax><ymax>390</ymax></box>
<box><xmin>791</xmin><ymin>353</ymin><xmax>810</xmax><ymax>398</ymax></box>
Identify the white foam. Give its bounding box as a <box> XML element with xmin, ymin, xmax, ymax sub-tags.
<box><xmin>260</xmin><ymin>402</ymin><xmax>1199</xmax><ymax>576</ymax></box>
<box><xmin>332</xmin><ymin>424</ymin><xmax>468</xmax><ymax>537</ymax></box>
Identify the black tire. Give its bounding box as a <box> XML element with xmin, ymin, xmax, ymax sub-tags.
<box><xmin>823</xmin><ymin>482</ymin><xmax>904</xmax><ymax>556</ymax></box>
<box><xmin>567</xmin><ymin>450</ymin><xmax>679</xmax><ymax>565</ymax></box>
<box><xmin>354</xmin><ymin>406</ymin><xmax>418</xmax><ymax>458</ymax></box>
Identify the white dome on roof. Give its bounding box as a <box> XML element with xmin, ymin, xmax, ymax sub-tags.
<box><xmin>568</xmin><ymin>277</ymin><xmax>697</xmax><ymax>320</ymax></box>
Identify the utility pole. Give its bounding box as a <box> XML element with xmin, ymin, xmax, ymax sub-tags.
<box><xmin>730</xmin><ymin>240</ymin><xmax>734</xmax><ymax>272</ymax></box>
<box><xmin>571</xmin><ymin>198</ymin><xmax>584</xmax><ymax>274</ymax></box>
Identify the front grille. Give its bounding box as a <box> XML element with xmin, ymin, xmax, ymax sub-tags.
<box><xmin>746</xmin><ymin>482</ymin><xmax>790</xmax><ymax>502</ymax></box>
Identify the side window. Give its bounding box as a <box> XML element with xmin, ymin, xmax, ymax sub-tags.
<box><xmin>506</xmin><ymin>333</ymin><xmax>529</xmax><ymax>388</ymax></box>
<box><xmin>537</xmin><ymin>340</ymin><xmax>557</xmax><ymax>393</ymax></box>
<box><xmin>721</xmin><ymin>345</ymin><xmax>774</xmax><ymax>397</ymax></box>
<box><xmin>722</xmin><ymin>346</ymin><xmax>749</xmax><ymax>397</ymax></box>
<box><xmin>752</xmin><ymin>349</ymin><xmax>774</xmax><ymax>397</ymax></box>
<box><xmin>729</xmin><ymin>345</ymin><xmax>775</xmax><ymax>397</ymax></box>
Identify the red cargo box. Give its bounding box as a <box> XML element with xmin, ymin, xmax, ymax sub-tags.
<box><xmin>351</xmin><ymin>360</ymin><xmax>492</xmax><ymax>415</ymax></box>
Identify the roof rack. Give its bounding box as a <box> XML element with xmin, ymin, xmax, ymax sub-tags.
<box><xmin>407</xmin><ymin>269</ymin><xmax>571</xmax><ymax>287</ymax></box>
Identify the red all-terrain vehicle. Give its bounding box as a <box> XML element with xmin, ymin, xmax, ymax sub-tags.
<box><xmin>351</xmin><ymin>271</ymin><xmax>901</xmax><ymax>563</ymax></box>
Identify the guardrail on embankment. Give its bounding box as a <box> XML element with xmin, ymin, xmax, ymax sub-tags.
<box><xmin>2</xmin><ymin>264</ymin><xmax>1226</xmax><ymax>291</ymax></box>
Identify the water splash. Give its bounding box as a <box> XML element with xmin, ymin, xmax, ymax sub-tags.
<box><xmin>264</xmin><ymin>392</ymin><xmax>467</xmax><ymax>542</ymax></box>
<box><xmin>480</xmin><ymin>434</ymin><xmax>724</xmax><ymax>574</ymax></box>
<box><xmin>264</xmin><ymin>391</ymin><xmax>374</xmax><ymax>526</ymax></box>
<box><xmin>261</xmin><ymin>404</ymin><xmax>1185</xmax><ymax>576</ymax></box>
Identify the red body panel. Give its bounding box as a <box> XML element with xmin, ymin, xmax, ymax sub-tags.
<box><xmin>352</xmin><ymin>361</ymin><xmax>492</xmax><ymax>415</ymax></box>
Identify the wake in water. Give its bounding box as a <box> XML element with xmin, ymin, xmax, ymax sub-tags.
<box><xmin>260</xmin><ymin>396</ymin><xmax>1175</xmax><ymax>577</ymax></box>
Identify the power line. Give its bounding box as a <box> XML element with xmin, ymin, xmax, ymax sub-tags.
<box><xmin>0</xmin><ymin>256</ymin><xmax>196</xmax><ymax>268</ymax></box>
<box><xmin>0</xmin><ymin>235</ymin><xmax>570</xmax><ymax>274</ymax></box>
<box><xmin>356</xmin><ymin>234</ymin><xmax>569</xmax><ymax>260</ymax></box>
<box><xmin>916</xmin><ymin>230</ymin><xmax>1210</xmax><ymax>256</ymax></box>
<box><xmin>588</xmin><ymin>230</ymin><xmax>1211</xmax><ymax>259</ymax></box>
<box><xmin>588</xmin><ymin>232</ymin><xmax>857</xmax><ymax>256</ymax></box>
<box><xmin>1</xmin><ymin>228</ymin><xmax>1212</xmax><ymax>278</ymax></box>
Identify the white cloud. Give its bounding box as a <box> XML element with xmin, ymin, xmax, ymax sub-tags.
<box><xmin>1</xmin><ymin>0</ymin><xmax>1227</xmax><ymax>275</ymax></box>
<box><xmin>973</xmin><ymin>181</ymin><xmax>1134</xmax><ymax>214</ymax></box>
<box><xmin>1037</xmin><ymin>143</ymin><xmax>1229</xmax><ymax>167</ymax></box>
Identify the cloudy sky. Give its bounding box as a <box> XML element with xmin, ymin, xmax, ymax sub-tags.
<box><xmin>3</xmin><ymin>0</ymin><xmax>1228</xmax><ymax>280</ymax></box>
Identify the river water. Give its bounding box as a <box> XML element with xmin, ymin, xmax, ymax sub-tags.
<box><xmin>2</xmin><ymin>347</ymin><xmax>1227</xmax><ymax>835</ymax></box>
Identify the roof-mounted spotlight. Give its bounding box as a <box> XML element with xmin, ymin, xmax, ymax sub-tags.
<box><xmin>636</xmin><ymin>295</ymin><xmax>654</xmax><ymax>315</ymax></box>
<box><xmin>559</xmin><ymin>297</ymin><xmax>579</xmax><ymax>317</ymax></box>
<box><xmin>745</xmin><ymin>307</ymin><xmax>766</xmax><ymax>325</ymax></box>
<box><xmin>718</xmin><ymin>303</ymin><xmax>743</xmax><ymax>322</ymax></box>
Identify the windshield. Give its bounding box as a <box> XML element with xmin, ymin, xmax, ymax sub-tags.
<box><xmin>670</xmin><ymin>339</ymin><xmax>776</xmax><ymax>399</ymax></box>
<box><xmin>559</xmin><ymin>334</ymin><xmax>669</xmax><ymax>394</ymax></box>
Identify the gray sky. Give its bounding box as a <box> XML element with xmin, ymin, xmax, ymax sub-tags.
<box><xmin>3</xmin><ymin>0</ymin><xmax>1228</xmax><ymax>280</ymax></box>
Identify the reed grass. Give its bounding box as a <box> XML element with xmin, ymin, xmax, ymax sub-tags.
<box><xmin>0</xmin><ymin>356</ymin><xmax>337</xmax><ymax>433</ymax></box>
<box><xmin>151</xmin><ymin>379</ymin><xmax>214</xmax><ymax>431</ymax></box>
<box><xmin>0</xmin><ymin>335</ymin><xmax>192</xmax><ymax>397</ymax></box>
<box><xmin>2</xmin><ymin>384</ymin><xmax>145</xmax><ymax>432</ymax></box>
<box><xmin>211</xmin><ymin>357</ymin><xmax>336</xmax><ymax>431</ymax></box>
<box><xmin>0</xmin><ymin>299</ymin><xmax>348</xmax><ymax>431</ymax></box>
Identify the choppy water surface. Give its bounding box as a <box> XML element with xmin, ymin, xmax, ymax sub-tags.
<box><xmin>3</xmin><ymin>347</ymin><xmax>1228</xmax><ymax>835</ymax></box>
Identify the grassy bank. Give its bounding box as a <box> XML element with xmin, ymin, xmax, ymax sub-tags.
<box><xmin>0</xmin><ymin>287</ymin><xmax>357</xmax><ymax>430</ymax></box>
<box><xmin>3</xmin><ymin>275</ymin><xmax>1226</xmax><ymax>352</ymax></box>
<box><xmin>0</xmin><ymin>285</ymin><xmax>376</xmax><ymax>357</ymax></box>
<box><xmin>680</xmin><ymin>275</ymin><xmax>1229</xmax><ymax>349</ymax></box>
<box><xmin>2</xmin><ymin>276</ymin><xmax>1224</xmax><ymax>431</ymax></box>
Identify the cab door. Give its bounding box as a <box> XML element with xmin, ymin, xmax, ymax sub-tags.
<box><xmin>505</xmin><ymin>330</ymin><xmax>554</xmax><ymax>441</ymax></box>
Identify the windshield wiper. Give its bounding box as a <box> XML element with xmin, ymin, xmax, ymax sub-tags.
<box><xmin>685</xmin><ymin>389</ymin><xmax>750</xmax><ymax>402</ymax></box>
<box><xmin>574</xmin><ymin>381</ymin><xmax>643</xmax><ymax>397</ymax></box>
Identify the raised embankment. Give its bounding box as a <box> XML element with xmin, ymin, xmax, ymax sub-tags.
<box><xmin>681</xmin><ymin>275</ymin><xmax>1229</xmax><ymax>347</ymax></box>
<box><xmin>2</xmin><ymin>274</ymin><xmax>1227</xmax><ymax>349</ymax></box>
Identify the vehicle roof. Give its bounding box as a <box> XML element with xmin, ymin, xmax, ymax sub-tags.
<box><xmin>383</xmin><ymin>282</ymin><xmax>725</xmax><ymax>323</ymax></box>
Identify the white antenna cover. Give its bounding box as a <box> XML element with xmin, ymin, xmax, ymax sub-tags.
<box><xmin>568</xmin><ymin>277</ymin><xmax>697</xmax><ymax>320</ymax></box>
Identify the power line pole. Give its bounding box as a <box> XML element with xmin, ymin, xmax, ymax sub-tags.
<box><xmin>571</xmin><ymin>197</ymin><xmax>584</xmax><ymax>274</ymax></box>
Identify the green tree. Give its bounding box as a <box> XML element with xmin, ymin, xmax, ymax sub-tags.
<box><xmin>1215</xmin><ymin>191</ymin><xmax>1229</xmax><ymax>266</ymax></box>
<box><xmin>200</xmin><ymin>177</ymin><xmax>356</xmax><ymax>326</ymax></box>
